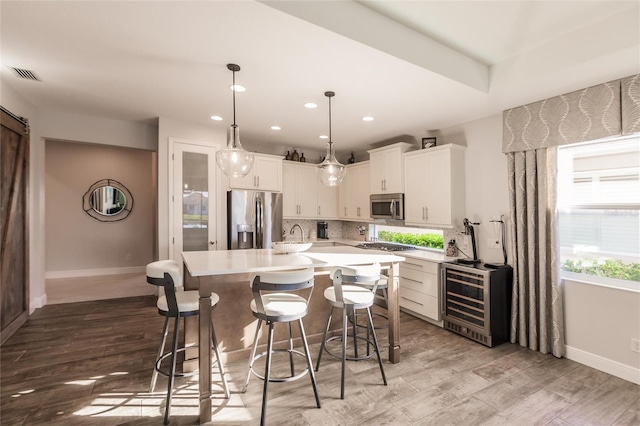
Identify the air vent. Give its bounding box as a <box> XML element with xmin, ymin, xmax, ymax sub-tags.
<box><xmin>10</xmin><ymin>67</ymin><xmax>40</xmax><ymax>81</ymax></box>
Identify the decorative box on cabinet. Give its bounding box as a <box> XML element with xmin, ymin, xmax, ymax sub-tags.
<box><xmin>229</xmin><ymin>153</ymin><xmax>282</xmax><ymax>192</ymax></box>
<box><xmin>368</xmin><ymin>142</ymin><xmax>413</xmax><ymax>194</ymax></box>
<box><xmin>404</xmin><ymin>144</ymin><xmax>465</xmax><ymax>228</ymax></box>
<box><xmin>399</xmin><ymin>257</ymin><xmax>441</xmax><ymax>323</ymax></box>
<box><xmin>442</xmin><ymin>262</ymin><xmax>513</xmax><ymax>347</ymax></box>
<box><xmin>282</xmin><ymin>162</ymin><xmax>317</xmax><ymax>218</ymax></box>
<box><xmin>338</xmin><ymin>161</ymin><xmax>370</xmax><ymax>220</ymax></box>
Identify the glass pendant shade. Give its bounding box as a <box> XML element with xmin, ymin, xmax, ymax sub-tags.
<box><xmin>317</xmin><ymin>90</ymin><xmax>346</xmax><ymax>186</ymax></box>
<box><xmin>215</xmin><ymin>63</ymin><xmax>254</xmax><ymax>178</ymax></box>
<box><xmin>216</xmin><ymin>124</ymin><xmax>254</xmax><ymax>178</ymax></box>
<box><xmin>318</xmin><ymin>141</ymin><xmax>346</xmax><ymax>186</ymax></box>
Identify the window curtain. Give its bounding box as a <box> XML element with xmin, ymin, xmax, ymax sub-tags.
<box><xmin>502</xmin><ymin>73</ymin><xmax>639</xmax><ymax>357</ymax></box>
<box><xmin>507</xmin><ymin>149</ymin><xmax>564</xmax><ymax>357</ymax></box>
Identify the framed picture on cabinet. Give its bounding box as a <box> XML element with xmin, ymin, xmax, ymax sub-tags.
<box><xmin>422</xmin><ymin>137</ymin><xmax>437</xmax><ymax>149</ymax></box>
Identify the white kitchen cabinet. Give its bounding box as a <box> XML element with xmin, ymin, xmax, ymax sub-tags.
<box><xmin>403</xmin><ymin>144</ymin><xmax>465</xmax><ymax>228</ymax></box>
<box><xmin>317</xmin><ymin>177</ymin><xmax>338</xmax><ymax>219</ymax></box>
<box><xmin>368</xmin><ymin>142</ymin><xmax>413</xmax><ymax>194</ymax></box>
<box><xmin>338</xmin><ymin>161</ymin><xmax>370</xmax><ymax>220</ymax></box>
<box><xmin>282</xmin><ymin>162</ymin><xmax>318</xmax><ymax>219</ymax></box>
<box><xmin>399</xmin><ymin>257</ymin><xmax>441</xmax><ymax>323</ymax></box>
<box><xmin>229</xmin><ymin>153</ymin><xmax>282</xmax><ymax>192</ymax></box>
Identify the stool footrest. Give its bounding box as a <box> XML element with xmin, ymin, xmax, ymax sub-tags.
<box><xmin>248</xmin><ymin>348</ymin><xmax>312</xmax><ymax>383</ymax></box>
<box><xmin>323</xmin><ymin>335</ymin><xmax>377</xmax><ymax>361</ymax></box>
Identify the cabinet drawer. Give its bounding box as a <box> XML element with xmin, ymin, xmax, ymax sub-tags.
<box><xmin>401</xmin><ymin>257</ymin><xmax>439</xmax><ymax>274</ymax></box>
<box><xmin>400</xmin><ymin>267</ymin><xmax>438</xmax><ymax>297</ymax></box>
<box><xmin>399</xmin><ymin>287</ymin><xmax>440</xmax><ymax>320</ymax></box>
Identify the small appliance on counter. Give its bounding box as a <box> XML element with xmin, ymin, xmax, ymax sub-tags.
<box><xmin>456</xmin><ymin>218</ymin><xmax>481</xmax><ymax>265</ymax></box>
<box><xmin>317</xmin><ymin>221</ymin><xmax>329</xmax><ymax>239</ymax></box>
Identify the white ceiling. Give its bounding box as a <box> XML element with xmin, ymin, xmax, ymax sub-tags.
<box><xmin>1</xmin><ymin>1</ymin><xmax>638</xmax><ymax>160</ymax></box>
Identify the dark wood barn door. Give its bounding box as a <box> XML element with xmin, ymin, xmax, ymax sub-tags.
<box><xmin>1</xmin><ymin>107</ymin><xmax>30</xmax><ymax>345</ymax></box>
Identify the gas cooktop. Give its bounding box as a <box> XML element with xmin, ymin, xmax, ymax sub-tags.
<box><xmin>355</xmin><ymin>242</ymin><xmax>416</xmax><ymax>252</ymax></box>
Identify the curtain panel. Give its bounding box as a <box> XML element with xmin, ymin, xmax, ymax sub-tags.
<box><xmin>507</xmin><ymin>149</ymin><xmax>564</xmax><ymax>357</ymax></box>
<box><xmin>503</xmin><ymin>73</ymin><xmax>640</xmax><ymax>153</ymax></box>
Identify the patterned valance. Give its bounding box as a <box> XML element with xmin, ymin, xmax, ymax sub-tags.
<box><xmin>503</xmin><ymin>74</ymin><xmax>640</xmax><ymax>153</ymax></box>
<box><xmin>622</xmin><ymin>74</ymin><xmax>640</xmax><ymax>135</ymax></box>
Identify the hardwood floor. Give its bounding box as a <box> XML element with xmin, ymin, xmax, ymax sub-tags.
<box><xmin>1</xmin><ymin>296</ymin><xmax>638</xmax><ymax>425</ymax></box>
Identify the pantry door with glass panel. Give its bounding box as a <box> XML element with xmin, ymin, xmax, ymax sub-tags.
<box><xmin>171</xmin><ymin>141</ymin><xmax>218</xmax><ymax>263</ymax></box>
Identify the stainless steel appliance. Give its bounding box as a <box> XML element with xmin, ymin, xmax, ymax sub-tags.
<box><xmin>442</xmin><ymin>262</ymin><xmax>513</xmax><ymax>347</ymax></box>
<box><xmin>227</xmin><ymin>190</ymin><xmax>283</xmax><ymax>250</ymax></box>
<box><xmin>370</xmin><ymin>193</ymin><xmax>404</xmax><ymax>220</ymax></box>
<box><xmin>317</xmin><ymin>221</ymin><xmax>329</xmax><ymax>239</ymax></box>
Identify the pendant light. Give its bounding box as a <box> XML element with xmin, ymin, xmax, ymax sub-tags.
<box><xmin>317</xmin><ymin>91</ymin><xmax>347</xmax><ymax>186</ymax></box>
<box><xmin>215</xmin><ymin>63</ymin><xmax>254</xmax><ymax>178</ymax></box>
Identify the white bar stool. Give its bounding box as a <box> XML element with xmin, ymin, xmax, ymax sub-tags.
<box><xmin>243</xmin><ymin>267</ymin><xmax>321</xmax><ymax>426</ymax></box>
<box><xmin>315</xmin><ymin>264</ymin><xmax>387</xmax><ymax>399</ymax></box>
<box><xmin>146</xmin><ymin>260</ymin><xmax>229</xmax><ymax>425</ymax></box>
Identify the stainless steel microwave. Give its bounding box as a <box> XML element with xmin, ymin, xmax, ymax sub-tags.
<box><xmin>370</xmin><ymin>193</ymin><xmax>404</xmax><ymax>220</ymax></box>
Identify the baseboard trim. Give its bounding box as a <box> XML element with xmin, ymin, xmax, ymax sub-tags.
<box><xmin>30</xmin><ymin>293</ymin><xmax>47</xmax><ymax>314</ymax></box>
<box><xmin>45</xmin><ymin>266</ymin><xmax>145</xmax><ymax>279</ymax></box>
<box><xmin>565</xmin><ymin>345</ymin><xmax>640</xmax><ymax>385</ymax></box>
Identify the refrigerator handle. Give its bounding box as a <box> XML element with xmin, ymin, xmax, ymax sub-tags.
<box><xmin>256</xmin><ymin>196</ymin><xmax>264</xmax><ymax>248</ymax></box>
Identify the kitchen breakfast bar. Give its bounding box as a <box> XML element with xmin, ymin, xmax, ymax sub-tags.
<box><xmin>182</xmin><ymin>245</ymin><xmax>405</xmax><ymax>423</ymax></box>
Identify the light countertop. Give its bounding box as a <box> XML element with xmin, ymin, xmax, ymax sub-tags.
<box><xmin>182</xmin><ymin>246</ymin><xmax>405</xmax><ymax>277</ymax></box>
<box><xmin>307</xmin><ymin>238</ymin><xmax>456</xmax><ymax>263</ymax></box>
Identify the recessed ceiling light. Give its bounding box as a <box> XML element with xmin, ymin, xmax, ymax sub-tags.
<box><xmin>304</xmin><ymin>102</ymin><xmax>317</xmax><ymax>109</ymax></box>
<box><xmin>210</xmin><ymin>115</ymin><xmax>223</xmax><ymax>121</ymax></box>
<box><xmin>230</xmin><ymin>84</ymin><xmax>246</xmax><ymax>92</ymax></box>
<box><xmin>270</xmin><ymin>125</ymin><xmax>281</xmax><ymax>131</ymax></box>
<box><xmin>319</xmin><ymin>135</ymin><xmax>329</xmax><ymax>139</ymax></box>
<box><xmin>362</xmin><ymin>116</ymin><xmax>374</xmax><ymax>122</ymax></box>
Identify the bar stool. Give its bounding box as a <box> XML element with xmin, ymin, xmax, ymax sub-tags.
<box><xmin>146</xmin><ymin>260</ymin><xmax>230</xmax><ymax>425</ymax></box>
<box><xmin>315</xmin><ymin>264</ymin><xmax>387</xmax><ymax>399</ymax></box>
<box><xmin>243</xmin><ymin>267</ymin><xmax>321</xmax><ymax>426</ymax></box>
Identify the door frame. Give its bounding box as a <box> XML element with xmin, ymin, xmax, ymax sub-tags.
<box><xmin>168</xmin><ymin>138</ymin><xmax>224</xmax><ymax>263</ymax></box>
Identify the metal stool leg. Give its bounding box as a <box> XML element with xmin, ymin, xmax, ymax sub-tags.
<box><xmin>366</xmin><ymin>307</ymin><xmax>387</xmax><ymax>386</ymax></box>
<box><xmin>298</xmin><ymin>319</ymin><xmax>321</xmax><ymax>408</ymax></box>
<box><xmin>211</xmin><ymin>322</ymin><xmax>230</xmax><ymax>398</ymax></box>
<box><xmin>150</xmin><ymin>316</ymin><xmax>170</xmax><ymax>393</ymax></box>
<box><xmin>164</xmin><ymin>316</ymin><xmax>180</xmax><ymax>425</ymax></box>
<box><xmin>315</xmin><ymin>305</ymin><xmax>333</xmax><ymax>371</ymax></box>
<box><xmin>260</xmin><ymin>321</ymin><xmax>275</xmax><ymax>426</ymax></box>
<box><xmin>288</xmin><ymin>322</ymin><xmax>295</xmax><ymax>377</ymax></box>
<box><xmin>243</xmin><ymin>319</ymin><xmax>262</xmax><ymax>392</ymax></box>
<box><xmin>351</xmin><ymin>307</ymin><xmax>359</xmax><ymax>360</ymax></box>
<box><xmin>340</xmin><ymin>306</ymin><xmax>347</xmax><ymax>400</ymax></box>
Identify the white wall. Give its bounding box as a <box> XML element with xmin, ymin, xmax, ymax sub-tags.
<box><xmin>564</xmin><ymin>280</ymin><xmax>640</xmax><ymax>382</ymax></box>
<box><xmin>45</xmin><ymin>141</ymin><xmax>156</xmax><ymax>275</ymax></box>
<box><xmin>430</xmin><ymin>113</ymin><xmax>639</xmax><ymax>383</ymax></box>
<box><xmin>428</xmin><ymin>114</ymin><xmax>510</xmax><ymax>264</ymax></box>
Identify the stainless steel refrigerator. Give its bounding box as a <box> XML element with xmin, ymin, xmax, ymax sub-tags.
<box><xmin>227</xmin><ymin>190</ymin><xmax>283</xmax><ymax>250</ymax></box>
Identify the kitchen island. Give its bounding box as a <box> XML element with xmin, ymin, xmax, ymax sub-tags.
<box><xmin>182</xmin><ymin>245</ymin><xmax>405</xmax><ymax>424</ymax></box>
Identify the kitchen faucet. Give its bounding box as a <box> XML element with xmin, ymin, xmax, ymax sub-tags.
<box><xmin>289</xmin><ymin>223</ymin><xmax>305</xmax><ymax>242</ymax></box>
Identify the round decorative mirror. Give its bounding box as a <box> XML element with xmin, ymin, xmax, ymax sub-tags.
<box><xmin>90</xmin><ymin>186</ymin><xmax>127</xmax><ymax>216</ymax></box>
<box><xmin>83</xmin><ymin>179</ymin><xmax>133</xmax><ymax>222</ymax></box>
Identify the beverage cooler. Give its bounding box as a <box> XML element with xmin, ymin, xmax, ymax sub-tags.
<box><xmin>441</xmin><ymin>262</ymin><xmax>513</xmax><ymax>347</ymax></box>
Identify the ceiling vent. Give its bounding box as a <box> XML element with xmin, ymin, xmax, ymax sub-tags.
<box><xmin>10</xmin><ymin>67</ymin><xmax>40</xmax><ymax>81</ymax></box>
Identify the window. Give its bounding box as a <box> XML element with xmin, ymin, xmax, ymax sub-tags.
<box><xmin>557</xmin><ymin>135</ymin><xmax>640</xmax><ymax>288</ymax></box>
<box><xmin>372</xmin><ymin>224</ymin><xmax>444</xmax><ymax>250</ymax></box>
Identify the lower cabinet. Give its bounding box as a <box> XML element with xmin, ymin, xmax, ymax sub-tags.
<box><xmin>399</xmin><ymin>257</ymin><xmax>441</xmax><ymax>322</ymax></box>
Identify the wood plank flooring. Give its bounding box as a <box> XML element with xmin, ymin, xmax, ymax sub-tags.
<box><xmin>1</xmin><ymin>296</ymin><xmax>638</xmax><ymax>425</ymax></box>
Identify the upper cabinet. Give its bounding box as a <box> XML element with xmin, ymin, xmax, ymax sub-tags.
<box><xmin>339</xmin><ymin>161</ymin><xmax>371</xmax><ymax>221</ymax></box>
<box><xmin>404</xmin><ymin>144</ymin><xmax>466</xmax><ymax>228</ymax></box>
<box><xmin>282</xmin><ymin>162</ymin><xmax>337</xmax><ymax>219</ymax></box>
<box><xmin>368</xmin><ymin>142</ymin><xmax>413</xmax><ymax>194</ymax></box>
<box><xmin>282</xmin><ymin>162</ymin><xmax>318</xmax><ymax>219</ymax></box>
<box><xmin>229</xmin><ymin>153</ymin><xmax>282</xmax><ymax>192</ymax></box>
